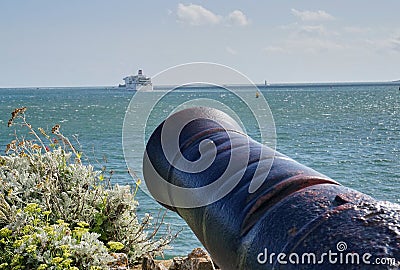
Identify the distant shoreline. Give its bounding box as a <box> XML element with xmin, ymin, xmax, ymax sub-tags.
<box><xmin>0</xmin><ymin>80</ymin><xmax>399</xmax><ymax>90</ymax></box>
<box><xmin>155</xmin><ymin>80</ymin><xmax>400</xmax><ymax>90</ymax></box>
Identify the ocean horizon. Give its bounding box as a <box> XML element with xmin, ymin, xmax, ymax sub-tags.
<box><xmin>1</xmin><ymin>79</ymin><xmax>399</xmax><ymax>90</ymax></box>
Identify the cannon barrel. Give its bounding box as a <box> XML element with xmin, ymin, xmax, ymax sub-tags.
<box><xmin>143</xmin><ymin>107</ymin><xmax>400</xmax><ymax>269</ymax></box>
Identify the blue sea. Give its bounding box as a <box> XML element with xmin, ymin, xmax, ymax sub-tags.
<box><xmin>0</xmin><ymin>83</ymin><xmax>399</xmax><ymax>256</ymax></box>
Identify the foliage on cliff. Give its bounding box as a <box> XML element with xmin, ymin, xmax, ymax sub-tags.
<box><xmin>0</xmin><ymin>107</ymin><xmax>175</xmax><ymax>269</ymax></box>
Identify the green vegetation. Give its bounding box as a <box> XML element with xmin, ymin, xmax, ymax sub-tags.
<box><xmin>0</xmin><ymin>108</ymin><xmax>175</xmax><ymax>269</ymax></box>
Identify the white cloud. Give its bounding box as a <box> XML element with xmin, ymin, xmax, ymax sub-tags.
<box><xmin>176</xmin><ymin>4</ymin><xmax>249</xmax><ymax>27</ymax></box>
<box><xmin>226</xmin><ymin>46</ymin><xmax>238</xmax><ymax>55</ymax></box>
<box><xmin>291</xmin><ymin>8</ymin><xmax>335</xmax><ymax>21</ymax></box>
<box><xmin>227</xmin><ymin>10</ymin><xmax>249</xmax><ymax>26</ymax></box>
<box><xmin>274</xmin><ymin>18</ymin><xmax>345</xmax><ymax>54</ymax></box>
<box><xmin>298</xmin><ymin>25</ymin><xmax>327</xmax><ymax>37</ymax></box>
<box><xmin>177</xmin><ymin>3</ymin><xmax>221</xmax><ymax>26</ymax></box>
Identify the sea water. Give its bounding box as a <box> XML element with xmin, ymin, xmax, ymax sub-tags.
<box><xmin>0</xmin><ymin>84</ymin><xmax>399</xmax><ymax>256</ymax></box>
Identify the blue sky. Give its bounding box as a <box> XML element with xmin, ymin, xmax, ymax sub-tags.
<box><xmin>1</xmin><ymin>1</ymin><xmax>400</xmax><ymax>87</ymax></box>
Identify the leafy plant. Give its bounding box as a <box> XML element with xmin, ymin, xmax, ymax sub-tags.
<box><xmin>0</xmin><ymin>202</ymin><xmax>114</xmax><ymax>269</ymax></box>
<box><xmin>0</xmin><ymin>107</ymin><xmax>177</xmax><ymax>268</ymax></box>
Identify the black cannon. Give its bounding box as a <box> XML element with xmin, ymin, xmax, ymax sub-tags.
<box><xmin>143</xmin><ymin>107</ymin><xmax>400</xmax><ymax>269</ymax></box>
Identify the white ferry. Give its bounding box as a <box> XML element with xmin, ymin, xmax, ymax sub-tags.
<box><xmin>120</xmin><ymin>69</ymin><xmax>153</xmax><ymax>91</ymax></box>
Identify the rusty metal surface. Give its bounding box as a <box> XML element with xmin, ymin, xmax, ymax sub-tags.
<box><xmin>143</xmin><ymin>107</ymin><xmax>400</xmax><ymax>270</ymax></box>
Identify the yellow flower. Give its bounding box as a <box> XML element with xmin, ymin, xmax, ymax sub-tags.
<box><xmin>107</xmin><ymin>241</ymin><xmax>124</xmax><ymax>251</ymax></box>
<box><xmin>51</xmin><ymin>257</ymin><xmax>63</xmax><ymax>264</ymax></box>
<box><xmin>133</xmin><ymin>178</ymin><xmax>141</xmax><ymax>196</ymax></box>
<box><xmin>26</xmin><ymin>244</ymin><xmax>37</xmax><ymax>253</ymax></box>
<box><xmin>22</xmin><ymin>225</ymin><xmax>34</xmax><ymax>234</ymax></box>
<box><xmin>63</xmin><ymin>251</ymin><xmax>71</xmax><ymax>258</ymax></box>
<box><xmin>60</xmin><ymin>244</ymin><xmax>69</xmax><ymax>251</ymax></box>
<box><xmin>22</xmin><ymin>235</ymin><xmax>31</xmax><ymax>241</ymax></box>
<box><xmin>0</xmin><ymin>227</ymin><xmax>12</xmax><ymax>237</ymax></box>
<box><xmin>37</xmin><ymin>264</ymin><xmax>48</xmax><ymax>270</ymax></box>
<box><xmin>73</xmin><ymin>227</ymin><xmax>89</xmax><ymax>239</ymax></box>
<box><xmin>61</xmin><ymin>258</ymin><xmax>73</xmax><ymax>267</ymax></box>
<box><xmin>136</xmin><ymin>178</ymin><xmax>142</xmax><ymax>185</ymax></box>
<box><xmin>43</xmin><ymin>225</ymin><xmax>55</xmax><ymax>236</ymax></box>
<box><xmin>76</xmin><ymin>221</ymin><xmax>89</xmax><ymax>228</ymax></box>
<box><xmin>24</xmin><ymin>203</ymin><xmax>41</xmax><ymax>214</ymax></box>
<box><xmin>56</xmin><ymin>219</ymin><xmax>69</xmax><ymax>226</ymax></box>
<box><xmin>13</xmin><ymin>239</ymin><xmax>24</xmax><ymax>248</ymax></box>
<box><xmin>11</xmin><ymin>254</ymin><xmax>23</xmax><ymax>264</ymax></box>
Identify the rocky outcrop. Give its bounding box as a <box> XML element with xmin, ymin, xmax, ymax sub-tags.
<box><xmin>110</xmin><ymin>248</ymin><xmax>218</xmax><ymax>270</ymax></box>
<box><xmin>140</xmin><ymin>248</ymin><xmax>218</xmax><ymax>270</ymax></box>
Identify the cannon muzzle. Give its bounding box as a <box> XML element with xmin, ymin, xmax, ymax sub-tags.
<box><xmin>143</xmin><ymin>107</ymin><xmax>400</xmax><ymax>269</ymax></box>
